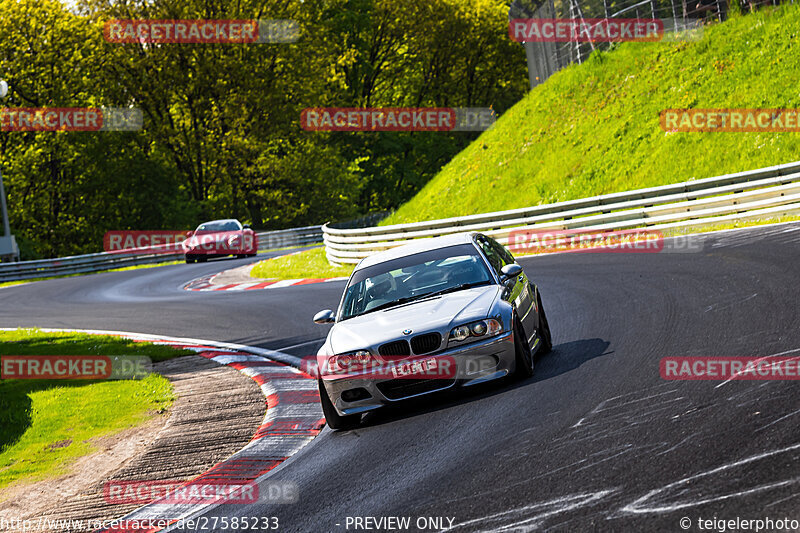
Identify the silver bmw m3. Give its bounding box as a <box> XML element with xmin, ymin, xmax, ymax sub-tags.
<box><xmin>312</xmin><ymin>232</ymin><xmax>552</xmax><ymax>429</ymax></box>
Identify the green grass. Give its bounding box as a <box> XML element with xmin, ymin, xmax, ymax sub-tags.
<box><xmin>0</xmin><ymin>329</ymin><xmax>192</xmax><ymax>492</ymax></box>
<box><xmin>658</xmin><ymin>214</ymin><xmax>800</xmax><ymax>237</ymax></box>
<box><xmin>250</xmin><ymin>247</ymin><xmax>354</xmax><ymax>280</ymax></box>
<box><xmin>384</xmin><ymin>5</ymin><xmax>800</xmax><ymax>225</ymax></box>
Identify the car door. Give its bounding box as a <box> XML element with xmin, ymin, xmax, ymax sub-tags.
<box><xmin>477</xmin><ymin>235</ymin><xmax>538</xmax><ymax>346</ymax></box>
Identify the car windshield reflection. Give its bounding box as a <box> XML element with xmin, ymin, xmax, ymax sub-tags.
<box><xmin>339</xmin><ymin>244</ymin><xmax>493</xmax><ymax>321</ymax></box>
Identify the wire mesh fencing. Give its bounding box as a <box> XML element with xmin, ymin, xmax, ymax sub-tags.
<box><xmin>508</xmin><ymin>0</ymin><xmax>783</xmax><ymax>88</ymax></box>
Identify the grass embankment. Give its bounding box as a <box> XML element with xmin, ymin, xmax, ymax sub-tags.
<box><xmin>0</xmin><ymin>329</ymin><xmax>191</xmax><ymax>491</ymax></box>
<box><xmin>250</xmin><ymin>247</ymin><xmax>354</xmax><ymax>280</ymax></box>
<box><xmin>255</xmin><ymin>6</ymin><xmax>800</xmax><ymax>276</ymax></box>
<box><xmin>384</xmin><ymin>5</ymin><xmax>800</xmax><ymax>224</ymax></box>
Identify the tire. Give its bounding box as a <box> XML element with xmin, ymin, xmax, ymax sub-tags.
<box><xmin>536</xmin><ymin>292</ymin><xmax>552</xmax><ymax>356</ymax></box>
<box><xmin>513</xmin><ymin>318</ymin><xmax>534</xmax><ymax>378</ymax></box>
<box><xmin>236</xmin><ymin>254</ymin><xmax>247</xmax><ymax>259</ymax></box>
<box><xmin>185</xmin><ymin>255</ymin><xmax>195</xmax><ymax>264</ymax></box>
<box><xmin>318</xmin><ymin>378</ymin><xmax>361</xmax><ymax>430</ymax></box>
<box><xmin>198</xmin><ymin>256</ymin><xmax>208</xmax><ymax>263</ymax></box>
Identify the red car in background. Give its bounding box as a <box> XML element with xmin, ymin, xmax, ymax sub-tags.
<box><xmin>183</xmin><ymin>219</ymin><xmax>258</xmax><ymax>263</ymax></box>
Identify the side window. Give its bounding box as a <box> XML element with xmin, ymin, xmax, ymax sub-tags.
<box><xmin>476</xmin><ymin>236</ymin><xmax>503</xmax><ymax>274</ymax></box>
<box><xmin>488</xmin><ymin>237</ymin><xmax>515</xmax><ymax>266</ymax></box>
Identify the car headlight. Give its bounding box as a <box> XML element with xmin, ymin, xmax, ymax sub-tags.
<box><xmin>449</xmin><ymin>319</ymin><xmax>503</xmax><ymax>343</ymax></box>
<box><xmin>326</xmin><ymin>350</ymin><xmax>372</xmax><ymax>373</ymax></box>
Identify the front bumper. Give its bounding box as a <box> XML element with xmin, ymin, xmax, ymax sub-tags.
<box><xmin>321</xmin><ymin>331</ymin><xmax>516</xmax><ymax>416</ymax></box>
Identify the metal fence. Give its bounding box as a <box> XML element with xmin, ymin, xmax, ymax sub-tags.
<box><xmin>322</xmin><ymin>161</ymin><xmax>800</xmax><ymax>264</ymax></box>
<box><xmin>0</xmin><ymin>209</ymin><xmax>396</xmax><ymax>283</ymax></box>
<box><xmin>328</xmin><ymin>211</ymin><xmax>391</xmax><ymax>230</ymax></box>
<box><xmin>0</xmin><ymin>226</ymin><xmax>323</xmax><ymax>283</ymax></box>
<box><xmin>509</xmin><ymin>0</ymin><xmax>775</xmax><ymax>89</ymax></box>
<box><xmin>254</xmin><ymin>226</ymin><xmax>323</xmax><ymax>250</ymax></box>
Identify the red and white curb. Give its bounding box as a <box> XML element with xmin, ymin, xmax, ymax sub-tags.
<box><xmin>0</xmin><ymin>328</ymin><xmax>324</xmax><ymax>533</ymax></box>
<box><xmin>102</xmin><ymin>347</ymin><xmax>323</xmax><ymax>533</ymax></box>
<box><xmin>183</xmin><ymin>272</ymin><xmax>347</xmax><ymax>292</ymax></box>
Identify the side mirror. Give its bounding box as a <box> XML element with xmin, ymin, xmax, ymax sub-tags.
<box><xmin>500</xmin><ymin>263</ymin><xmax>523</xmax><ymax>283</ymax></box>
<box><xmin>243</xmin><ymin>224</ymin><xmax>251</xmax><ymax>229</ymax></box>
<box><xmin>313</xmin><ymin>309</ymin><xmax>336</xmax><ymax>324</ymax></box>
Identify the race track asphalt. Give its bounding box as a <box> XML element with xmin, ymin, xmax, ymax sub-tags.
<box><xmin>2</xmin><ymin>225</ymin><xmax>800</xmax><ymax>532</ymax></box>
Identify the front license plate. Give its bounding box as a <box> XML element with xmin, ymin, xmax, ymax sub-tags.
<box><xmin>391</xmin><ymin>357</ymin><xmax>437</xmax><ymax>378</ymax></box>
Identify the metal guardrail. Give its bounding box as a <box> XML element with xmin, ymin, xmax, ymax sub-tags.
<box><xmin>323</xmin><ymin>161</ymin><xmax>800</xmax><ymax>264</ymax></box>
<box><xmin>0</xmin><ymin>226</ymin><xmax>322</xmax><ymax>283</ymax></box>
<box><xmin>6</xmin><ymin>161</ymin><xmax>800</xmax><ymax>279</ymax></box>
<box><xmin>328</xmin><ymin>211</ymin><xmax>391</xmax><ymax>230</ymax></box>
<box><xmin>254</xmin><ymin>225</ymin><xmax>323</xmax><ymax>250</ymax></box>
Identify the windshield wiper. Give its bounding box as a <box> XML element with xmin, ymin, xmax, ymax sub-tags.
<box><xmin>415</xmin><ymin>281</ymin><xmax>487</xmax><ymax>300</ymax></box>
<box><xmin>359</xmin><ymin>296</ymin><xmax>419</xmax><ymax>316</ymax></box>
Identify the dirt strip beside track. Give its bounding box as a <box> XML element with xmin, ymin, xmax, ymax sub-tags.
<box><xmin>0</xmin><ymin>355</ymin><xmax>265</xmax><ymax>532</ymax></box>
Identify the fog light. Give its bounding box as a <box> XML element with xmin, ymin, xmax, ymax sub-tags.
<box><xmin>342</xmin><ymin>388</ymin><xmax>371</xmax><ymax>402</ymax></box>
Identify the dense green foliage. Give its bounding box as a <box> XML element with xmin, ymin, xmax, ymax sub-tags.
<box><xmin>0</xmin><ymin>0</ymin><xmax>527</xmax><ymax>258</ymax></box>
<box><xmin>385</xmin><ymin>4</ymin><xmax>800</xmax><ymax>224</ymax></box>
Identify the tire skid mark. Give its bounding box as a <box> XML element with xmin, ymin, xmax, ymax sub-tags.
<box><xmin>618</xmin><ymin>442</ymin><xmax>800</xmax><ymax>515</ymax></box>
<box><xmin>449</xmin><ymin>377</ymin><xmax>800</xmax><ymax>530</ymax></box>
<box><xmin>441</xmin><ymin>490</ymin><xmax>617</xmax><ymax>532</ymax></box>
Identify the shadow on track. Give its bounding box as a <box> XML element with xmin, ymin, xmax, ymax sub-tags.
<box><xmin>348</xmin><ymin>337</ymin><xmax>612</xmax><ymax>431</ymax></box>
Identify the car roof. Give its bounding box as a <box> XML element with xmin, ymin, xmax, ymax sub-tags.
<box><xmin>355</xmin><ymin>232</ymin><xmax>477</xmax><ymax>270</ymax></box>
<box><xmin>197</xmin><ymin>219</ymin><xmax>240</xmax><ymax>226</ymax></box>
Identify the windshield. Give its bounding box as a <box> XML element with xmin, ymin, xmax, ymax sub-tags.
<box><xmin>339</xmin><ymin>244</ymin><xmax>493</xmax><ymax>321</ymax></box>
<box><xmin>195</xmin><ymin>221</ymin><xmax>240</xmax><ymax>234</ymax></box>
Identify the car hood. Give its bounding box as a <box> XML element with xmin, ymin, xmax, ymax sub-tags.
<box><xmin>183</xmin><ymin>230</ymin><xmax>240</xmax><ymax>250</ymax></box>
<box><xmin>328</xmin><ymin>285</ymin><xmax>502</xmax><ymax>354</ymax></box>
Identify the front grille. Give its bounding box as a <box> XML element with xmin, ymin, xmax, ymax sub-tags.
<box><xmin>410</xmin><ymin>332</ymin><xmax>442</xmax><ymax>355</ymax></box>
<box><xmin>377</xmin><ymin>378</ymin><xmax>455</xmax><ymax>400</ymax></box>
<box><xmin>379</xmin><ymin>340</ymin><xmax>410</xmax><ymax>357</ymax></box>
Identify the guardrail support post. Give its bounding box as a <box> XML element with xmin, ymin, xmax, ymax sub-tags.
<box><xmin>0</xmin><ymin>166</ymin><xmax>20</xmax><ymax>262</ymax></box>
